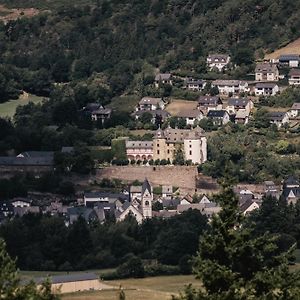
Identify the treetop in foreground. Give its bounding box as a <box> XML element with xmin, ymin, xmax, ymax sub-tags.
<box><xmin>175</xmin><ymin>186</ymin><xmax>300</xmax><ymax>300</ymax></box>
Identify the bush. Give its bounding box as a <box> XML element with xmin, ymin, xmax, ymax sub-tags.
<box><xmin>144</xmin><ymin>264</ymin><xmax>180</xmax><ymax>277</ymax></box>
<box><xmin>116</xmin><ymin>256</ymin><xmax>145</xmax><ymax>278</ymax></box>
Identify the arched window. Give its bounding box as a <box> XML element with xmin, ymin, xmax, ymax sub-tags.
<box><xmin>145</xmin><ymin>201</ymin><xmax>149</xmax><ymax>206</ymax></box>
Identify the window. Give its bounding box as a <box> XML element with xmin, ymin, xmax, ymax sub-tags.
<box><xmin>157</xmin><ymin>150</ymin><xmax>160</xmax><ymax>154</ymax></box>
<box><xmin>145</xmin><ymin>201</ymin><xmax>149</xmax><ymax>206</ymax></box>
<box><xmin>189</xmin><ymin>151</ymin><xmax>192</xmax><ymax>155</ymax></box>
<box><xmin>157</xmin><ymin>143</ymin><xmax>159</xmax><ymax>147</ymax></box>
<box><xmin>189</xmin><ymin>145</ymin><xmax>192</xmax><ymax>148</ymax></box>
<box><xmin>167</xmin><ymin>150</ymin><xmax>170</xmax><ymax>154</ymax></box>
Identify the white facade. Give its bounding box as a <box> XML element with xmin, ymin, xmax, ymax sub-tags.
<box><xmin>117</xmin><ymin>205</ymin><xmax>144</xmax><ymax>224</ymax></box>
<box><xmin>212</xmin><ymin>80</ymin><xmax>249</xmax><ymax>95</ymax></box>
<box><xmin>255</xmin><ymin>84</ymin><xmax>279</xmax><ymax>96</ymax></box>
<box><xmin>207</xmin><ymin>55</ymin><xmax>231</xmax><ymax>71</ymax></box>
<box><xmin>242</xmin><ymin>202</ymin><xmax>259</xmax><ymax>216</ymax></box>
<box><xmin>183</xmin><ymin>137</ymin><xmax>207</xmax><ymax>164</ymax></box>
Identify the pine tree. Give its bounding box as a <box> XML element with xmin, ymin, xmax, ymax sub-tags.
<box><xmin>0</xmin><ymin>238</ymin><xmax>60</xmax><ymax>299</ymax></box>
<box><xmin>175</xmin><ymin>186</ymin><xmax>300</xmax><ymax>300</ymax></box>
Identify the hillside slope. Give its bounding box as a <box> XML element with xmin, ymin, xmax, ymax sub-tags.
<box><xmin>0</xmin><ymin>0</ymin><xmax>299</xmax><ymax>101</ymax></box>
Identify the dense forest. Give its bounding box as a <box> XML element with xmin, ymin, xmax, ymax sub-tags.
<box><xmin>0</xmin><ymin>0</ymin><xmax>300</xmax><ymax>102</ymax></box>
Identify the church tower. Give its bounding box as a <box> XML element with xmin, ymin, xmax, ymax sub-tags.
<box><xmin>141</xmin><ymin>178</ymin><xmax>153</xmax><ymax>218</ymax></box>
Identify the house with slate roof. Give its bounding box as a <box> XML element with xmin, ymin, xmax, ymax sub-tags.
<box><xmin>289</xmin><ymin>103</ymin><xmax>300</xmax><ymax>118</ymax></box>
<box><xmin>185</xmin><ymin>78</ymin><xmax>206</xmax><ymax>91</ymax></box>
<box><xmin>226</xmin><ymin>98</ymin><xmax>254</xmax><ymax>114</ymax></box>
<box><xmin>155</xmin><ymin>73</ymin><xmax>173</xmax><ymax>87</ymax></box>
<box><xmin>255</xmin><ymin>83</ymin><xmax>279</xmax><ymax>96</ymax></box>
<box><xmin>197</xmin><ymin>96</ymin><xmax>223</xmax><ymax>112</ymax></box>
<box><xmin>267</xmin><ymin>112</ymin><xmax>289</xmax><ymax>128</ymax></box>
<box><xmin>289</xmin><ymin>69</ymin><xmax>300</xmax><ymax>86</ymax></box>
<box><xmin>207</xmin><ymin>110</ymin><xmax>230</xmax><ymax>125</ymax></box>
<box><xmin>207</xmin><ymin>54</ymin><xmax>231</xmax><ymax>71</ymax></box>
<box><xmin>255</xmin><ymin>62</ymin><xmax>279</xmax><ymax>81</ymax></box>
<box><xmin>279</xmin><ymin>54</ymin><xmax>300</xmax><ymax>68</ymax></box>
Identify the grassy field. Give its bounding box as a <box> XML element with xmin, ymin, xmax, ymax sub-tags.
<box><xmin>265</xmin><ymin>37</ymin><xmax>300</xmax><ymax>60</ymax></box>
<box><xmin>0</xmin><ymin>94</ymin><xmax>45</xmax><ymax>118</ymax></box>
<box><xmin>62</xmin><ymin>275</ymin><xmax>201</xmax><ymax>300</ymax></box>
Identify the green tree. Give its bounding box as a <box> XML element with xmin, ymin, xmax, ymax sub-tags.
<box><xmin>0</xmin><ymin>239</ymin><xmax>60</xmax><ymax>299</ymax></box>
<box><xmin>175</xmin><ymin>187</ymin><xmax>300</xmax><ymax>300</ymax></box>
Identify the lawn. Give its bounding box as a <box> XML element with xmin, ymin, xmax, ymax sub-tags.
<box><xmin>265</xmin><ymin>37</ymin><xmax>300</xmax><ymax>60</ymax></box>
<box><xmin>62</xmin><ymin>275</ymin><xmax>201</xmax><ymax>300</ymax></box>
<box><xmin>0</xmin><ymin>94</ymin><xmax>45</xmax><ymax>118</ymax></box>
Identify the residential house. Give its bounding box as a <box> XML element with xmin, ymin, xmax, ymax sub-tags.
<box><xmin>133</xmin><ymin>109</ymin><xmax>170</xmax><ymax>124</ymax></box>
<box><xmin>175</xmin><ymin>109</ymin><xmax>204</xmax><ymax>126</ymax></box>
<box><xmin>255</xmin><ymin>83</ymin><xmax>279</xmax><ymax>96</ymax></box>
<box><xmin>82</xmin><ymin>103</ymin><xmax>112</xmax><ymax>123</ymax></box>
<box><xmin>162</xmin><ymin>185</ymin><xmax>173</xmax><ymax>199</ymax></box>
<box><xmin>289</xmin><ymin>103</ymin><xmax>300</xmax><ymax>118</ymax></box>
<box><xmin>240</xmin><ymin>199</ymin><xmax>260</xmax><ymax>216</ymax></box>
<box><xmin>207</xmin><ymin>54</ymin><xmax>231</xmax><ymax>71</ymax></box>
<box><xmin>226</xmin><ymin>98</ymin><xmax>254</xmax><ymax>114</ymax></box>
<box><xmin>207</xmin><ymin>110</ymin><xmax>230</xmax><ymax>125</ymax></box>
<box><xmin>136</xmin><ymin>97</ymin><xmax>165</xmax><ymax>111</ymax></box>
<box><xmin>185</xmin><ymin>78</ymin><xmax>206</xmax><ymax>91</ymax></box>
<box><xmin>11</xmin><ymin>198</ymin><xmax>32</xmax><ymax>208</ymax></box>
<box><xmin>197</xmin><ymin>96</ymin><xmax>223</xmax><ymax>112</ymax></box>
<box><xmin>264</xmin><ymin>181</ymin><xmax>280</xmax><ymax>199</ymax></box>
<box><xmin>235</xmin><ymin>110</ymin><xmax>250</xmax><ymax>125</ymax></box>
<box><xmin>212</xmin><ymin>80</ymin><xmax>249</xmax><ymax>95</ymax></box>
<box><xmin>84</xmin><ymin>192</ymin><xmax>128</xmax><ymax>206</ymax></box>
<box><xmin>255</xmin><ymin>62</ymin><xmax>279</xmax><ymax>81</ymax></box>
<box><xmin>279</xmin><ymin>54</ymin><xmax>300</xmax><ymax>67</ymax></box>
<box><xmin>162</xmin><ymin>198</ymin><xmax>180</xmax><ymax>209</ymax></box>
<box><xmin>289</xmin><ymin>69</ymin><xmax>300</xmax><ymax>86</ymax></box>
<box><xmin>268</xmin><ymin>112</ymin><xmax>289</xmax><ymax>128</ymax></box>
<box><xmin>125</xmin><ymin>141</ymin><xmax>153</xmax><ymax>161</ymax></box>
<box><xmin>91</xmin><ymin>107</ymin><xmax>112</xmax><ymax>123</ymax></box>
<box><xmin>199</xmin><ymin>195</ymin><xmax>211</xmax><ymax>204</ymax></box>
<box><xmin>0</xmin><ymin>156</ymin><xmax>54</xmax><ymax>174</ymax></box>
<box><xmin>282</xmin><ymin>176</ymin><xmax>300</xmax><ymax>205</ymax></box>
<box><xmin>155</xmin><ymin>73</ymin><xmax>172</xmax><ymax>87</ymax></box>
<box><xmin>153</xmin><ymin>126</ymin><xmax>207</xmax><ymax>164</ymax></box>
<box><xmin>67</xmin><ymin>207</ymin><xmax>100</xmax><ymax>225</ymax></box>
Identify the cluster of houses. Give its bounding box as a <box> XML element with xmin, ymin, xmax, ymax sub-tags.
<box><xmin>1</xmin><ymin>176</ymin><xmax>299</xmax><ymax>225</ymax></box>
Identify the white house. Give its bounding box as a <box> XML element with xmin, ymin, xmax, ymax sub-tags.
<box><xmin>207</xmin><ymin>110</ymin><xmax>230</xmax><ymax>125</ymax></box>
<box><xmin>279</xmin><ymin>55</ymin><xmax>300</xmax><ymax>68</ymax></box>
<box><xmin>162</xmin><ymin>185</ymin><xmax>173</xmax><ymax>199</ymax></box>
<box><xmin>176</xmin><ymin>109</ymin><xmax>204</xmax><ymax>126</ymax></box>
<box><xmin>255</xmin><ymin>83</ymin><xmax>279</xmax><ymax>96</ymax></box>
<box><xmin>185</xmin><ymin>78</ymin><xmax>206</xmax><ymax>91</ymax></box>
<box><xmin>268</xmin><ymin>112</ymin><xmax>289</xmax><ymax>128</ymax></box>
<box><xmin>155</xmin><ymin>73</ymin><xmax>172</xmax><ymax>87</ymax></box>
<box><xmin>289</xmin><ymin>103</ymin><xmax>300</xmax><ymax>118</ymax></box>
<box><xmin>136</xmin><ymin>97</ymin><xmax>165</xmax><ymax>111</ymax></box>
<box><xmin>289</xmin><ymin>69</ymin><xmax>300</xmax><ymax>86</ymax></box>
<box><xmin>240</xmin><ymin>200</ymin><xmax>260</xmax><ymax>216</ymax></box>
<box><xmin>207</xmin><ymin>54</ymin><xmax>231</xmax><ymax>71</ymax></box>
<box><xmin>212</xmin><ymin>80</ymin><xmax>249</xmax><ymax>95</ymax></box>
<box><xmin>235</xmin><ymin>110</ymin><xmax>250</xmax><ymax>125</ymax></box>
<box><xmin>255</xmin><ymin>62</ymin><xmax>279</xmax><ymax>81</ymax></box>
<box><xmin>226</xmin><ymin>98</ymin><xmax>254</xmax><ymax>114</ymax></box>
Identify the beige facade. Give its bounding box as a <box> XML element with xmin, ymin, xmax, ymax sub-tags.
<box><xmin>153</xmin><ymin>127</ymin><xmax>207</xmax><ymax>164</ymax></box>
<box><xmin>51</xmin><ymin>279</ymin><xmax>102</xmax><ymax>294</ymax></box>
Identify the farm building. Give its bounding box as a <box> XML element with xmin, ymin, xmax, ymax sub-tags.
<box><xmin>35</xmin><ymin>273</ymin><xmax>104</xmax><ymax>294</ymax></box>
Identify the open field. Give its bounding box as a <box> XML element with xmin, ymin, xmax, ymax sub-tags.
<box><xmin>265</xmin><ymin>38</ymin><xmax>300</xmax><ymax>60</ymax></box>
<box><xmin>0</xmin><ymin>94</ymin><xmax>45</xmax><ymax>118</ymax></box>
<box><xmin>166</xmin><ymin>99</ymin><xmax>198</xmax><ymax>116</ymax></box>
<box><xmin>62</xmin><ymin>275</ymin><xmax>201</xmax><ymax>300</ymax></box>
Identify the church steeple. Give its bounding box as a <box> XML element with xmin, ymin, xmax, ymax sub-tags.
<box><xmin>141</xmin><ymin>178</ymin><xmax>153</xmax><ymax>218</ymax></box>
